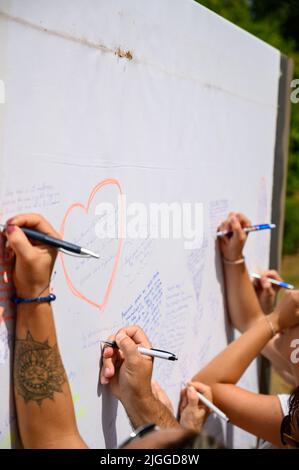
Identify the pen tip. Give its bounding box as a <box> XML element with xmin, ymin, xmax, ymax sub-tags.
<box><xmin>169</xmin><ymin>356</ymin><xmax>178</xmax><ymax>361</ymax></box>
<box><xmin>80</xmin><ymin>248</ymin><xmax>100</xmax><ymax>259</ymax></box>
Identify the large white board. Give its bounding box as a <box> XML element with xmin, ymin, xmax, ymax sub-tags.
<box><xmin>0</xmin><ymin>0</ymin><xmax>280</xmax><ymax>449</ymax></box>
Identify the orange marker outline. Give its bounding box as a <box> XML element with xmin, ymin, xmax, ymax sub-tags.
<box><xmin>60</xmin><ymin>179</ymin><xmax>124</xmax><ymax>310</ymax></box>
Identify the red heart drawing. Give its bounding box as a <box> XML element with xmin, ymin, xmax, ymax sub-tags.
<box><xmin>59</xmin><ymin>178</ymin><xmax>124</xmax><ymax>310</ymax></box>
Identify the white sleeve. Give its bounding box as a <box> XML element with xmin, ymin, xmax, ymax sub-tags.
<box><xmin>277</xmin><ymin>394</ymin><xmax>290</xmax><ymax>417</ymax></box>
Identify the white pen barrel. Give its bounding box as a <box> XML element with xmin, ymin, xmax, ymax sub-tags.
<box><xmin>196</xmin><ymin>391</ymin><xmax>229</xmax><ymax>422</ymax></box>
<box><xmin>137</xmin><ymin>347</ymin><xmax>172</xmax><ymax>360</ymax></box>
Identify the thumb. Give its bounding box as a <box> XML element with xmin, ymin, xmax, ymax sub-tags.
<box><xmin>187</xmin><ymin>386</ymin><xmax>199</xmax><ymax>408</ymax></box>
<box><xmin>115</xmin><ymin>330</ymin><xmax>138</xmax><ymax>364</ymax></box>
<box><xmin>5</xmin><ymin>225</ymin><xmax>35</xmax><ymax>260</ymax></box>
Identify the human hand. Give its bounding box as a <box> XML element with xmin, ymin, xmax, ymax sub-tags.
<box><xmin>151</xmin><ymin>380</ymin><xmax>174</xmax><ymax>414</ymax></box>
<box><xmin>100</xmin><ymin>326</ymin><xmax>153</xmax><ymax>406</ymax></box>
<box><xmin>218</xmin><ymin>212</ymin><xmax>251</xmax><ymax>262</ymax></box>
<box><xmin>253</xmin><ymin>270</ymin><xmax>282</xmax><ymax>314</ymax></box>
<box><xmin>179</xmin><ymin>382</ymin><xmax>212</xmax><ymax>433</ymax></box>
<box><xmin>3</xmin><ymin>213</ymin><xmax>60</xmax><ymax>297</ymax></box>
<box><xmin>271</xmin><ymin>291</ymin><xmax>299</xmax><ymax>332</ymax></box>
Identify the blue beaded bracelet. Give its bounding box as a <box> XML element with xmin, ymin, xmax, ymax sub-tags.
<box><xmin>12</xmin><ymin>293</ymin><xmax>56</xmax><ymax>304</ymax></box>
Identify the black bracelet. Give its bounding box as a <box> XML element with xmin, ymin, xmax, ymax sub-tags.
<box><xmin>12</xmin><ymin>293</ymin><xmax>56</xmax><ymax>304</ymax></box>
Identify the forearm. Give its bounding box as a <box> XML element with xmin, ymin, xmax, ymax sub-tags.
<box><xmin>210</xmin><ymin>384</ymin><xmax>283</xmax><ymax>447</ymax></box>
<box><xmin>122</xmin><ymin>394</ymin><xmax>180</xmax><ymax>430</ymax></box>
<box><xmin>14</xmin><ymin>300</ymin><xmax>86</xmax><ymax>448</ymax></box>
<box><xmin>193</xmin><ymin>314</ymin><xmax>277</xmax><ymax>385</ymax></box>
<box><xmin>223</xmin><ymin>261</ymin><xmax>264</xmax><ymax>332</ymax></box>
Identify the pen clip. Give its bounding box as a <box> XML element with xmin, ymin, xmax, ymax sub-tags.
<box><xmin>150</xmin><ymin>347</ymin><xmax>176</xmax><ymax>357</ymax></box>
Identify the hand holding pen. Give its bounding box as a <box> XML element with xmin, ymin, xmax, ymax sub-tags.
<box><xmin>217</xmin><ymin>223</ymin><xmax>276</xmax><ymax>238</ymax></box>
<box><xmin>101</xmin><ymin>340</ymin><xmax>177</xmax><ymax>361</ymax></box>
<box><xmin>180</xmin><ymin>382</ymin><xmax>229</xmax><ymax>425</ymax></box>
<box><xmin>0</xmin><ymin>221</ymin><xmax>99</xmax><ymax>259</ymax></box>
<box><xmin>2</xmin><ymin>214</ymin><xmax>60</xmax><ymax>298</ymax></box>
<box><xmin>251</xmin><ymin>272</ymin><xmax>294</xmax><ymax>291</ymax></box>
<box><xmin>100</xmin><ymin>326</ymin><xmax>157</xmax><ymax>403</ymax></box>
<box><xmin>217</xmin><ymin>212</ymin><xmax>252</xmax><ymax>263</ymax></box>
<box><xmin>252</xmin><ymin>270</ymin><xmax>294</xmax><ymax>315</ymax></box>
<box><xmin>217</xmin><ymin>212</ymin><xmax>276</xmax><ymax>263</ymax></box>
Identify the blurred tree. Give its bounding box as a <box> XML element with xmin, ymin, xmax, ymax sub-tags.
<box><xmin>195</xmin><ymin>0</ymin><xmax>299</xmax><ymax>254</ymax></box>
<box><xmin>253</xmin><ymin>1</ymin><xmax>299</xmax><ymax>48</ymax></box>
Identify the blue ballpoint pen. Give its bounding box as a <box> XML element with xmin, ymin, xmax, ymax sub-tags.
<box><xmin>217</xmin><ymin>223</ymin><xmax>276</xmax><ymax>238</ymax></box>
<box><xmin>251</xmin><ymin>273</ymin><xmax>294</xmax><ymax>290</ymax></box>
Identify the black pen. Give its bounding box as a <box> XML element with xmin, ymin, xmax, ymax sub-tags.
<box><xmin>0</xmin><ymin>223</ymin><xmax>99</xmax><ymax>259</ymax></box>
<box><xmin>100</xmin><ymin>340</ymin><xmax>178</xmax><ymax>361</ymax></box>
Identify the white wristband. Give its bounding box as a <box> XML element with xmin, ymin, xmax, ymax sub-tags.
<box><xmin>222</xmin><ymin>256</ymin><xmax>245</xmax><ymax>265</ymax></box>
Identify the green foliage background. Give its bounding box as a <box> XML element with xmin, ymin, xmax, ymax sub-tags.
<box><xmin>195</xmin><ymin>0</ymin><xmax>299</xmax><ymax>254</ymax></box>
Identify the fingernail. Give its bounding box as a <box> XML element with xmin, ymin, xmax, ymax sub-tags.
<box><xmin>101</xmin><ymin>376</ymin><xmax>109</xmax><ymax>385</ymax></box>
<box><xmin>104</xmin><ymin>367</ymin><xmax>111</xmax><ymax>377</ymax></box>
<box><xmin>6</xmin><ymin>225</ymin><xmax>15</xmax><ymax>234</ymax></box>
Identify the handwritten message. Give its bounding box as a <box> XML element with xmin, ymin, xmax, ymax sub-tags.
<box><xmin>122</xmin><ymin>271</ymin><xmax>163</xmax><ymax>343</ymax></box>
<box><xmin>1</xmin><ymin>183</ymin><xmax>60</xmax><ymax>216</ymax></box>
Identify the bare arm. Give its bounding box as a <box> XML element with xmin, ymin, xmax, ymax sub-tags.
<box><xmin>100</xmin><ymin>326</ymin><xmax>180</xmax><ymax>430</ymax></box>
<box><xmin>7</xmin><ymin>214</ymin><xmax>87</xmax><ymax>449</ymax></box>
<box><xmin>191</xmin><ymin>291</ymin><xmax>299</xmax><ymax>447</ymax></box>
<box><xmin>193</xmin><ymin>290</ymin><xmax>299</xmax><ymax>386</ymax></box>
<box><xmin>193</xmin><ymin>314</ymin><xmax>278</xmax><ymax>385</ymax></box>
<box><xmin>14</xmin><ymin>303</ymin><xmax>87</xmax><ymax>449</ymax></box>
<box><xmin>218</xmin><ymin>213</ymin><xmax>265</xmax><ymax>332</ymax></box>
<box><xmin>211</xmin><ymin>385</ymin><xmax>283</xmax><ymax>447</ymax></box>
<box><xmin>219</xmin><ymin>212</ymin><xmax>294</xmax><ymax>384</ymax></box>
<box><xmin>123</xmin><ymin>394</ymin><xmax>180</xmax><ymax>430</ymax></box>
<box><xmin>225</xmin><ymin>259</ymin><xmax>296</xmax><ymax>385</ymax></box>
<box><xmin>223</xmin><ymin>252</ymin><xmax>295</xmax><ymax>385</ymax></box>
<box><xmin>223</xmin><ymin>262</ymin><xmax>263</xmax><ymax>331</ymax></box>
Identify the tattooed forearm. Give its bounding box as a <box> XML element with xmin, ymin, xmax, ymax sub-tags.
<box><xmin>14</xmin><ymin>332</ymin><xmax>66</xmax><ymax>405</ymax></box>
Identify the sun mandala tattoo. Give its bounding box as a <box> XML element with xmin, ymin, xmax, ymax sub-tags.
<box><xmin>14</xmin><ymin>332</ymin><xmax>66</xmax><ymax>405</ymax></box>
